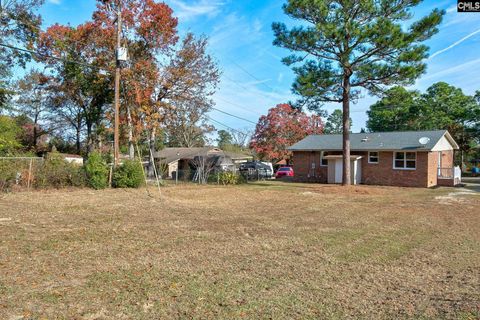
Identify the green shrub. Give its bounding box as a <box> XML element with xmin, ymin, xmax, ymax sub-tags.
<box><xmin>217</xmin><ymin>171</ymin><xmax>244</xmax><ymax>185</ymax></box>
<box><xmin>112</xmin><ymin>159</ymin><xmax>144</xmax><ymax>188</ymax></box>
<box><xmin>34</xmin><ymin>153</ymin><xmax>86</xmax><ymax>189</ymax></box>
<box><xmin>85</xmin><ymin>152</ymin><xmax>109</xmax><ymax>189</ymax></box>
<box><xmin>0</xmin><ymin>160</ymin><xmax>18</xmax><ymax>191</ymax></box>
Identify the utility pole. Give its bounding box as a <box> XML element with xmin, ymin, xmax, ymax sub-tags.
<box><xmin>113</xmin><ymin>0</ymin><xmax>122</xmax><ymax>166</ymax></box>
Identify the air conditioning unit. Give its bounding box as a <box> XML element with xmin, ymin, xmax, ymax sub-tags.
<box><xmin>117</xmin><ymin>47</ymin><xmax>128</xmax><ymax>62</ymax></box>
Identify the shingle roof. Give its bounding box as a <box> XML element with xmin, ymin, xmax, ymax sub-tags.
<box><xmin>288</xmin><ymin>130</ymin><xmax>458</xmax><ymax>151</ymax></box>
<box><xmin>154</xmin><ymin>147</ymin><xmax>252</xmax><ymax>164</ymax></box>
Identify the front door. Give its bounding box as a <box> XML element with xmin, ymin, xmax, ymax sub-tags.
<box><xmin>334</xmin><ymin>159</ymin><xmax>342</xmax><ymax>183</ymax></box>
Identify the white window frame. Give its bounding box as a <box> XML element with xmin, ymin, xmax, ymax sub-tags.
<box><xmin>320</xmin><ymin>151</ymin><xmax>328</xmax><ymax>167</ymax></box>
<box><xmin>368</xmin><ymin>151</ymin><xmax>379</xmax><ymax>164</ymax></box>
<box><xmin>393</xmin><ymin>151</ymin><xmax>417</xmax><ymax>170</ymax></box>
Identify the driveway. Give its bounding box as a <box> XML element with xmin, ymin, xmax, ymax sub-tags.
<box><xmin>462</xmin><ymin>177</ymin><xmax>480</xmax><ymax>193</ymax></box>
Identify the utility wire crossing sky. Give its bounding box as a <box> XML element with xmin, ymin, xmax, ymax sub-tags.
<box><xmin>34</xmin><ymin>0</ymin><xmax>480</xmax><ymax>132</ymax></box>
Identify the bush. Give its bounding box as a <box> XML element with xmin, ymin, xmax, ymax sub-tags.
<box><xmin>217</xmin><ymin>171</ymin><xmax>244</xmax><ymax>185</ymax></box>
<box><xmin>34</xmin><ymin>153</ymin><xmax>86</xmax><ymax>189</ymax></box>
<box><xmin>0</xmin><ymin>160</ymin><xmax>19</xmax><ymax>191</ymax></box>
<box><xmin>112</xmin><ymin>159</ymin><xmax>144</xmax><ymax>188</ymax></box>
<box><xmin>85</xmin><ymin>152</ymin><xmax>109</xmax><ymax>189</ymax></box>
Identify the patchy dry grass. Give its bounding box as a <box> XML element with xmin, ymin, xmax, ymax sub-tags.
<box><xmin>0</xmin><ymin>182</ymin><xmax>479</xmax><ymax>319</ymax></box>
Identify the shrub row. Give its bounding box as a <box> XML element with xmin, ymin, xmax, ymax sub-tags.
<box><xmin>0</xmin><ymin>152</ymin><xmax>145</xmax><ymax>191</ymax></box>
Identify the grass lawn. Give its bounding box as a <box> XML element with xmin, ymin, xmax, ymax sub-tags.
<box><xmin>0</xmin><ymin>182</ymin><xmax>479</xmax><ymax>319</ymax></box>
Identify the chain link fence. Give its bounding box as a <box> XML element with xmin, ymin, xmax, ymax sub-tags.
<box><xmin>168</xmin><ymin>168</ymin><xmax>273</xmax><ymax>185</ymax></box>
<box><xmin>0</xmin><ymin>157</ymin><xmax>44</xmax><ymax>190</ymax></box>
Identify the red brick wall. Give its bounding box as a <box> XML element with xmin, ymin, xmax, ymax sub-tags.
<box><xmin>293</xmin><ymin>150</ymin><xmax>453</xmax><ymax>187</ymax></box>
<box><xmin>427</xmin><ymin>152</ymin><xmax>438</xmax><ymax>188</ymax></box>
<box><xmin>292</xmin><ymin>151</ymin><xmax>327</xmax><ymax>183</ymax></box>
<box><xmin>440</xmin><ymin>150</ymin><xmax>454</xmax><ymax>168</ymax></box>
<box><xmin>361</xmin><ymin>151</ymin><xmax>432</xmax><ymax>188</ymax></box>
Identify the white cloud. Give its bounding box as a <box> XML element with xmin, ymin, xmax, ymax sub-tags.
<box><xmin>170</xmin><ymin>0</ymin><xmax>225</xmax><ymax>21</ymax></box>
<box><xmin>421</xmin><ymin>57</ymin><xmax>480</xmax><ymax>82</ymax></box>
<box><xmin>47</xmin><ymin>0</ymin><xmax>61</xmax><ymax>4</ymax></box>
<box><xmin>277</xmin><ymin>73</ymin><xmax>284</xmax><ymax>83</ymax></box>
<box><xmin>446</xmin><ymin>5</ymin><xmax>457</xmax><ymax>13</ymax></box>
<box><xmin>429</xmin><ymin>28</ymin><xmax>480</xmax><ymax>59</ymax></box>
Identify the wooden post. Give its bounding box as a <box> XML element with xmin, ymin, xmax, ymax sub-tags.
<box><xmin>113</xmin><ymin>0</ymin><xmax>122</xmax><ymax>167</ymax></box>
<box><xmin>108</xmin><ymin>164</ymin><xmax>113</xmax><ymax>188</ymax></box>
<box><xmin>27</xmin><ymin>158</ymin><xmax>33</xmax><ymax>190</ymax></box>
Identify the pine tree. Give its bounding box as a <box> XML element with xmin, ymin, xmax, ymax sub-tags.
<box><xmin>273</xmin><ymin>0</ymin><xmax>444</xmax><ymax>185</ymax></box>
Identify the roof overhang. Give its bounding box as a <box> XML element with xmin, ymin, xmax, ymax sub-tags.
<box><xmin>290</xmin><ymin>148</ymin><xmax>431</xmax><ymax>152</ymax></box>
<box><xmin>324</xmin><ymin>155</ymin><xmax>363</xmax><ymax>160</ymax></box>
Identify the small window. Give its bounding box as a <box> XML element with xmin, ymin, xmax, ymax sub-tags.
<box><xmin>368</xmin><ymin>151</ymin><xmax>379</xmax><ymax>164</ymax></box>
<box><xmin>394</xmin><ymin>152</ymin><xmax>416</xmax><ymax>170</ymax></box>
<box><xmin>320</xmin><ymin>151</ymin><xmax>328</xmax><ymax>166</ymax></box>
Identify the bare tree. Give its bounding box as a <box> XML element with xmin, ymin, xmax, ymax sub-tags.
<box><xmin>229</xmin><ymin>128</ymin><xmax>253</xmax><ymax>149</ymax></box>
<box><xmin>164</xmin><ymin>100</ymin><xmax>214</xmax><ymax>147</ymax></box>
<box><xmin>160</xmin><ymin>33</ymin><xmax>220</xmax><ymax>149</ymax></box>
<box><xmin>191</xmin><ymin>154</ymin><xmax>216</xmax><ymax>184</ymax></box>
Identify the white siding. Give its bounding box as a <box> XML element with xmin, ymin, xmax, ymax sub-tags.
<box><xmin>431</xmin><ymin>135</ymin><xmax>454</xmax><ymax>151</ymax></box>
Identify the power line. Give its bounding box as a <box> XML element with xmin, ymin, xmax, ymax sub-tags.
<box><xmin>0</xmin><ymin>42</ymin><xmax>110</xmax><ymax>74</ymax></box>
<box><xmin>211</xmin><ymin>106</ymin><xmax>257</xmax><ymax>125</ymax></box>
<box><xmin>206</xmin><ymin>115</ymin><xmax>251</xmax><ymax>136</ymax></box>
<box><xmin>222</xmin><ymin>74</ymin><xmax>252</xmax><ymax>92</ymax></box>
<box><xmin>215</xmin><ymin>96</ymin><xmax>263</xmax><ymax>116</ymax></box>
<box><xmin>225</xmin><ymin>57</ymin><xmax>278</xmax><ymax>93</ymax></box>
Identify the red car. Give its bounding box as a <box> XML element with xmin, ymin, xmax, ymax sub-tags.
<box><xmin>275</xmin><ymin>166</ymin><xmax>294</xmax><ymax>178</ymax></box>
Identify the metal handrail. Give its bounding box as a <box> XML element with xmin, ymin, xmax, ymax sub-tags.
<box><xmin>438</xmin><ymin>167</ymin><xmax>462</xmax><ymax>182</ymax></box>
<box><xmin>438</xmin><ymin>167</ymin><xmax>454</xmax><ymax>179</ymax></box>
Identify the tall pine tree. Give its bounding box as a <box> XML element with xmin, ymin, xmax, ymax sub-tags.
<box><xmin>273</xmin><ymin>0</ymin><xmax>444</xmax><ymax>185</ymax></box>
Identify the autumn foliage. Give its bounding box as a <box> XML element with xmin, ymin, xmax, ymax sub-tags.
<box><xmin>250</xmin><ymin>104</ymin><xmax>323</xmax><ymax>162</ymax></box>
<box><xmin>32</xmin><ymin>0</ymin><xmax>218</xmax><ymax>158</ymax></box>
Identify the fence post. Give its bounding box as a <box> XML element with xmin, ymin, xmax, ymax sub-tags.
<box><xmin>108</xmin><ymin>164</ymin><xmax>113</xmax><ymax>188</ymax></box>
<box><xmin>27</xmin><ymin>158</ymin><xmax>33</xmax><ymax>190</ymax></box>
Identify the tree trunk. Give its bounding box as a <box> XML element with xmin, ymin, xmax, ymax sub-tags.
<box><xmin>33</xmin><ymin>116</ymin><xmax>38</xmax><ymax>152</ymax></box>
<box><xmin>342</xmin><ymin>74</ymin><xmax>351</xmax><ymax>186</ymax></box>
<box><xmin>76</xmin><ymin>116</ymin><xmax>82</xmax><ymax>154</ymax></box>
<box><xmin>86</xmin><ymin>123</ymin><xmax>94</xmax><ymax>156</ymax></box>
<box><xmin>126</xmin><ymin>104</ymin><xmax>135</xmax><ymax>159</ymax></box>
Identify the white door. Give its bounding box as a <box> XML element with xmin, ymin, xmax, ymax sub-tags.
<box><xmin>334</xmin><ymin>159</ymin><xmax>342</xmax><ymax>183</ymax></box>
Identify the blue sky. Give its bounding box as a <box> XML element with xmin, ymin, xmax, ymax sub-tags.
<box><xmin>38</xmin><ymin>0</ymin><xmax>480</xmax><ymax>133</ymax></box>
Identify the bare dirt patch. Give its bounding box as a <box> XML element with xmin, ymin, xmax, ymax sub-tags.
<box><xmin>0</xmin><ymin>182</ymin><xmax>479</xmax><ymax>319</ymax></box>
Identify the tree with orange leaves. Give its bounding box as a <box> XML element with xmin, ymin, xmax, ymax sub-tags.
<box><xmin>37</xmin><ymin>0</ymin><xmax>179</xmax><ymax>156</ymax></box>
<box><xmin>250</xmin><ymin>104</ymin><xmax>324</xmax><ymax>162</ymax></box>
<box><xmin>37</xmin><ymin>0</ymin><xmax>220</xmax><ymax>165</ymax></box>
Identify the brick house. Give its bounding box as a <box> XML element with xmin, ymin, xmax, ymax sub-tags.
<box><xmin>288</xmin><ymin>130</ymin><xmax>461</xmax><ymax>188</ymax></box>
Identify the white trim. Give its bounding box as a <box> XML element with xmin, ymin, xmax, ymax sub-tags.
<box><xmin>393</xmin><ymin>151</ymin><xmax>417</xmax><ymax>170</ymax></box>
<box><xmin>368</xmin><ymin>151</ymin><xmax>379</xmax><ymax>164</ymax></box>
<box><xmin>320</xmin><ymin>151</ymin><xmax>328</xmax><ymax>167</ymax></box>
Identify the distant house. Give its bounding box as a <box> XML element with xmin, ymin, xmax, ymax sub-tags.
<box><xmin>288</xmin><ymin>130</ymin><xmax>461</xmax><ymax>188</ymax></box>
<box><xmin>59</xmin><ymin>153</ymin><xmax>84</xmax><ymax>165</ymax></box>
<box><xmin>154</xmin><ymin>147</ymin><xmax>253</xmax><ymax>179</ymax></box>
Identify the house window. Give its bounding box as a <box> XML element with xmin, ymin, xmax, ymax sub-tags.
<box><xmin>368</xmin><ymin>152</ymin><xmax>379</xmax><ymax>164</ymax></box>
<box><xmin>394</xmin><ymin>152</ymin><xmax>416</xmax><ymax>170</ymax></box>
<box><xmin>320</xmin><ymin>151</ymin><xmax>328</xmax><ymax>166</ymax></box>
